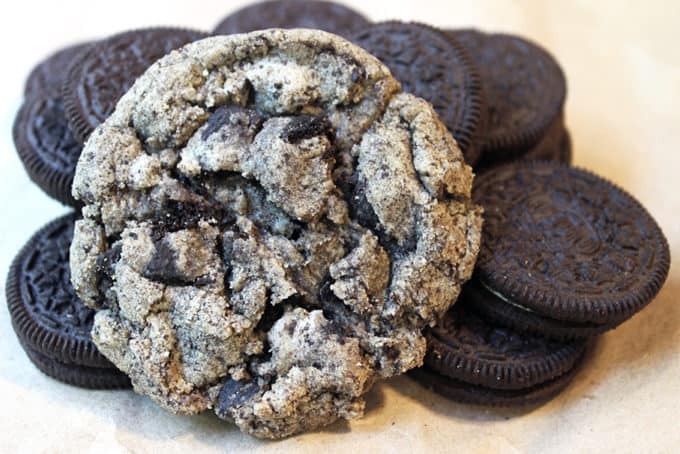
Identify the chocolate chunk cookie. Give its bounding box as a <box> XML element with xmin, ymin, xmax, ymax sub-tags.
<box><xmin>352</xmin><ymin>22</ymin><xmax>486</xmax><ymax>166</ymax></box>
<box><xmin>14</xmin><ymin>42</ymin><xmax>92</xmax><ymax>206</ymax></box>
<box><xmin>62</xmin><ymin>27</ymin><xmax>208</xmax><ymax>142</ymax></box>
<box><xmin>213</xmin><ymin>0</ymin><xmax>370</xmax><ymax>38</ymax></box>
<box><xmin>6</xmin><ymin>213</ymin><xmax>130</xmax><ymax>389</ymax></box>
<box><xmin>69</xmin><ymin>29</ymin><xmax>482</xmax><ymax>439</ymax></box>
<box><xmin>472</xmin><ymin>161</ymin><xmax>670</xmax><ymax>338</ymax></box>
<box><xmin>450</xmin><ymin>29</ymin><xmax>566</xmax><ymax>164</ymax></box>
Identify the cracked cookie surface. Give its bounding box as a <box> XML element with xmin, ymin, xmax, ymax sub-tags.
<box><xmin>70</xmin><ymin>29</ymin><xmax>482</xmax><ymax>439</ymax></box>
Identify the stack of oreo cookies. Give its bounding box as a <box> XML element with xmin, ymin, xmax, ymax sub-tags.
<box><xmin>9</xmin><ymin>28</ymin><xmax>207</xmax><ymax>388</ymax></box>
<box><xmin>412</xmin><ymin>161</ymin><xmax>669</xmax><ymax>406</ymax></box>
<box><xmin>8</xmin><ymin>0</ymin><xmax>670</xmax><ymax>412</ymax></box>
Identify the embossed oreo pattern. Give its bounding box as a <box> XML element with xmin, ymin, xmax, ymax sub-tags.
<box><xmin>410</xmin><ymin>358</ymin><xmax>584</xmax><ymax>407</ymax></box>
<box><xmin>425</xmin><ymin>303</ymin><xmax>585</xmax><ymax>390</ymax></box>
<box><xmin>466</xmin><ymin>280</ymin><xmax>617</xmax><ymax>340</ymax></box>
<box><xmin>473</xmin><ymin>161</ymin><xmax>670</xmax><ymax>324</ymax></box>
<box><xmin>13</xmin><ymin>94</ymin><xmax>83</xmax><ymax>206</ymax></box>
<box><xmin>213</xmin><ymin>0</ymin><xmax>369</xmax><ymax>37</ymax></box>
<box><xmin>6</xmin><ymin>214</ymin><xmax>114</xmax><ymax>367</ymax></box>
<box><xmin>24</xmin><ymin>43</ymin><xmax>91</xmax><ymax>97</ymax></box>
<box><xmin>62</xmin><ymin>28</ymin><xmax>207</xmax><ymax>142</ymax></box>
<box><xmin>352</xmin><ymin>22</ymin><xmax>486</xmax><ymax>166</ymax></box>
<box><xmin>451</xmin><ymin>30</ymin><xmax>565</xmax><ymax>157</ymax></box>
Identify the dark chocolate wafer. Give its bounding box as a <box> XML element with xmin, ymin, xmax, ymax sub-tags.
<box><xmin>6</xmin><ymin>213</ymin><xmax>130</xmax><ymax>388</ymax></box>
<box><xmin>213</xmin><ymin>0</ymin><xmax>370</xmax><ymax>38</ymax></box>
<box><xmin>62</xmin><ymin>27</ymin><xmax>207</xmax><ymax>142</ymax></box>
<box><xmin>473</xmin><ymin>161</ymin><xmax>670</xmax><ymax>330</ymax></box>
<box><xmin>410</xmin><ymin>358</ymin><xmax>583</xmax><ymax>407</ymax></box>
<box><xmin>450</xmin><ymin>29</ymin><xmax>566</xmax><ymax>163</ymax></box>
<box><xmin>352</xmin><ymin>22</ymin><xmax>486</xmax><ymax>166</ymax></box>
<box><xmin>13</xmin><ymin>95</ymin><xmax>83</xmax><ymax>207</ymax></box>
<box><xmin>464</xmin><ymin>280</ymin><xmax>618</xmax><ymax>341</ymax></box>
<box><xmin>18</xmin><ymin>339</ymin><xmax>130</xmax><ymax>390</ymax></box>
<box><xmin>24</xmin><ymin>42</ymin><xmax>92</xmax><ymax>98</ymax></box>
<box><xmin>424</xmin><ymin>303</ymin><xmax>586</xmax><ymax>389</ymax></box>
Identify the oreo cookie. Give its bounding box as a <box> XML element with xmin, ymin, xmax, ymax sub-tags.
<box><xmin>464</xmin><ymin>280</ymin><xmax>615</xmax><ymax>341</ymax></box>
<box><xmin>6</xmin><ymin>213</ymin><xmax>130</xmax><ymax>389</ymax></box>
<box><xmin>62</xmin><ymin>27</ymin><xmax>207</xmax><ymax>142</ymax></box>
<box><xmin>410</xmin><ymin>361</ymin><xmax>583</xmax><ymax>407</ymax></box>
<box><xmin>13</xmin><ymin>94</ymin><xmax>84</xmax><ymax>207</ymax></box>
<box><xmin>450</xmin><ymin>29</ymin><xmax>566</xmax><ymax>165</ymax></box>
<box><xmin>351</xmin><ymin>22</ymin><xmax>486</xmax><ymax>166</ymax></box>
<box><xmin>213</xmin><ymin>0</ymin><xmax>370</xmax><ymax>38</ymax></box>
<box><xmin>521</xmin><ymin>116</ymin><xmax>572</xmax><ymax>164</ymax></box>
<box><xmin>410</xmin><ymin>303</ymin><xmax>587</xmax><ymax>406</ymax></box>
<box><xmin>24</xmin><ymin>43</ymin><xmax>92</xmax><ymax>98</ymax></box>
<box><xmin>472</xmin><ymin>161</ymin><xmax>670</xmax><ymax>339</ymax></box>
<box><xmin>14</xmin><ymin>43</ymin><xmax>91</xmax><ymax>207</ymax></box>
<box><xmin>478</xmin><ymin>114</ymin><xmax>572</xmax><ymax>168</ymax></box>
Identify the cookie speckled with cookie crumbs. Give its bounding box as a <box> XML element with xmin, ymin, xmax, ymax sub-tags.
<box><xmin>70</xmin><ymin>29</ymin><xmax>482</xmax><ymax>439</ymax></box>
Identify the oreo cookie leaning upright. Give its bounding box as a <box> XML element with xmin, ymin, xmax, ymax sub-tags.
<box><xmin>470</xmin><ymin>161</ymin><xmax>670</xmax><ymax>340</ymax></box>
<box><xmin>410</xmin><ymin>303</ymin><xmax>588</xmax><ymax>406</ymax></box>
<box><xmin>24</xmin><ymin>43</ymin><xmax>91</xmax><ymax>98</ymax></box>
<box><xmin>62</xmin><ymin>27</ymin><xmax>207</xmax><ymax>142</ymax></box>
<box><xmin>450</xmin><ymin>30</ymin><xmax>568</xmax><ymax>167</ymax></box>
<box><xmin>6</xmin><ymin>213</ymin><xmax>130</xmax><ymax>389</ymax></box>
<box><xmin>213</xmin><ymin>0</ymin><xmax>370</xmax><ymax>38</ymax></box>
<box><xmin>351</xmin><ymin>22</ymin><xmax>487</xmax><ymax>166</ymax></box>
<box><xmin>13</xmin><ymin>43</ymin><xmax>92</xmax><ymax>207</ymax></box>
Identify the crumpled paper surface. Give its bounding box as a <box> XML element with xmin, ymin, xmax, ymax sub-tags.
<box><xmin>0</xmin><ymin>1</ymin><xmax>678</xmax><ymax>452</ymax></box>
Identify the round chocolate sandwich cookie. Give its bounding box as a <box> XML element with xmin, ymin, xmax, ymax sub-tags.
<box><xmin>478</xmin><ymin>114</ymin><xmax>572</xmax><ymax>168</ymax></box>
<box><xmin>521</xmin><ymin>120</ymin><xmax>572</xmax><ymax>165</ymax></box>
<box><xmin>351</xmin><ymin>22</ymin><xmax>486</xmax><ymax>166</ymax></box>
<box><xmin>15</xmin><ymin>42</ymin><xmax>92</xmax><ymax>206</ymax></box>
<box><xmin>62</xmin><ymin>27</ymin><xmax>207</xmax><ymax>142</ymax></box>
<box><xmin>450</xmin><ymin>29</ymin><xmax>566</xmax><ymax>164</ymax></box>
<box><xmin>6</xmin><ymin>213</ymin><xmax>130</xmax><ymax>389</ymax></box>
<box><xmin>13</xmin><ymin>94</ymin><xmax>84</xmax><ymax>207</ymax></box>
<box><xmin>213</xmin><ymin>0</ymin><xmax>370</xmax><ymax>38</ymax></box>
<box><xmin>464</xmin><ymin>280</ymin><xmax>617</xmax><ymax>341</ymax></box>
<box><xmin>409</xmin><ymin>357</ymin><xmax>584</xmax><ymax>407</ymax></box>
<box><xmin>423</xmin><ymin>302</ymin><xmax>586</xmax><ymax>390</ymax></box>
<box><xmin>24</xmin><ymin>42</ymin><xmax>92</xmax><ymax>98</ymax></box>
<box><xmin>473</xmin><ymin>161</ymin><xmax>670</xmax><ymax>336</ymax></box>
<box><xmin>18</xmin><ymin>338</ymin><xmax>131</xmax><ymax>390</ymax></box>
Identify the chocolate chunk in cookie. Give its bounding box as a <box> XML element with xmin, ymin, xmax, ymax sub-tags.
<box><xmin>5</xmin><ymin>213</ymin><xmax>130</xmax><ymax>388</ymax></box>
<box><xmin>472</xmin><ymin>161</ymin><xmax>670</xmax><ymax>337</ymax></box>
<box><xmin>62</xmin><ymin>27</ymin><xmax>208</xmax><ymax>142</ymax></box>
<box><xmin>213</xmin><ymin>0</ymin><xmax>370</xmax><ymax>38</ymax></box>
<box><xmin>352</xmin><ymin>22</ymin><xmax>486</xmax><ymax>166</ymax></box>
